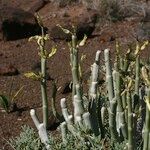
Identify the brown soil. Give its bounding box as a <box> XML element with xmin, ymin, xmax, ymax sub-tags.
<box><xmin>0</xmin><ymin>1</ymin><xmax>150</xmax><ymax>149</ymax></box>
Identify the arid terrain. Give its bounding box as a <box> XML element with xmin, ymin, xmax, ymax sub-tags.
<box><xmin>0</xmin><ymin>0</ymin><xmax>150</xmax><ymax>149</ymax></box>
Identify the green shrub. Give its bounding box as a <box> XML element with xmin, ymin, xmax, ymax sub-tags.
<box><xmin>9</xmin><ymin>126</ymin><xmax>44</xmax><ymax>150</ymax></box>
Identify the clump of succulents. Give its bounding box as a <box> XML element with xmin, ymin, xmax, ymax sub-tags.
<box><xmin>10</xmin><ymin>16</ymin><xmax>150</xmax><ymax>149</ymax></box>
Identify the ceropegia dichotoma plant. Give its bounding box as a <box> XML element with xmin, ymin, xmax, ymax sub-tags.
<box><xmin>24</xmin><ymin>13</ymin><xmax>57</xmax><ymax>130</ymax></box>
<box><xmin>23</xmin><ymin>22</ymin><xmax>150</xmax><ymax>149</ymax></box>
<box><xmin>58</xmin><ymin>38</ymin><xmax>150</xmax><ymax>150</ymax></box>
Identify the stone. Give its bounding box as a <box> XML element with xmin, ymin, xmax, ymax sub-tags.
<box><xmin>0</xmin><ymin>6</ymin><xmax>42</xmax><ymax>41</ymax></box>
<box><xmin>0</xmin><ymin>64</ymin><xmax>19</xmax><ymax>76</ymax></box>
<box><xmin>27</xmin><ymin>0</ymin><xmax>50</xmax><ymax>13</ymax></box>
<box><xmin>50</xmin><ymin>11</ymin><xmax>98</xmax><ymax>41</ymax></box>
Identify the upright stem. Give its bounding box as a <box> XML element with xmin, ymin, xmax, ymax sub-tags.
<box><xmin>135</xmin><ymin>55</ymin><xmax>140</xmax><ymax>95</ymax></box>
<box><xmin>143</xmin><ymin>88</ymin><xmax>150</xmax><ymax>150</ymax></box>
<box><xmin>40</xmin><ymin>27</ymin><xmax>48</xmax><ymax>129</ymax></box>
<box><xmin>104</xmin><ymin>49</ymin><xmax>114</xmax><ymax>101</ymax></box>
<box><xmin>115</xmin><ymin>68</ymin><xmax>127</xmax><ymax>139</ymax></box>
<box><xmin>51</xmin><ymin>81</ymin><xmax>61</xmax><ymax>121</ymax></box>
<box><xmin>41</xmin><ymin>57</ymin><xmax>48</xmax><ymax>129</ymax></box>
<box><xmin>104</xmin><ymin>49</ymin><xmax>118</xmax><ymax>140</ymax></box>
<box><xmin>127</xmin><ymin>91</ymin><xmax>134</xmax><ymax>150</ymax></box>
<box><xmin>71</xmin><ymin>34</ymin><xmax>80</xmax><ymax>98</ymax></box>
<box><xmin>109</xmin><ymin>97</ymin><xmax>118</xmax><ymax>140</ymax></box>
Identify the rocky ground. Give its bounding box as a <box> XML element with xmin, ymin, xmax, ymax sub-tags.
<box><xmin>0</xmin><ymin>0</ymin><xmax>150</xmax><ymax>149</ymax></box>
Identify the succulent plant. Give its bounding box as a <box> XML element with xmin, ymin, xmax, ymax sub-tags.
<box><xmin>26</xmin><ymin>23</ymin><xmax>150</xmax><ymax>149</ymax></box>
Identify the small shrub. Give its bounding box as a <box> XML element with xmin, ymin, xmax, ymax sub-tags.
<box><xmin>9</xmin><ymin>125</ymin><xmax>44</xmax><ymax>150</ymax></box>
<box><xmin>81</xmin><ymin>0</ymin><xmax>144</xmax><ymax>22</ymax></box>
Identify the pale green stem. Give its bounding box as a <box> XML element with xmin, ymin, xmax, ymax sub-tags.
<box><xmin>30</xmin><ymin>109</ymin><xmax>50</xmax><ymax>150</ymax></box>
<box><xmin>109</xmin><ymin>97</ymin><xmax>118</xmax><ymax>140</ymax></box>
<box><xmin>143</xmin><ymin>88</ymin><xmax>150</xmax><ymax>150</ymax></box>
<box><xmin>114</xmin><ymin>64</ymin><xmax>127</xmax><ymax>139</ymax></box>
<box><xmin>104</xmin><ymin>49</ymin><xmax>118</xmax><ymax>140</ymax></box>
<box><xmin>41</xmin><ymin>57</ymin><xmax>48</xmax><ymax>129</ymax></box>
<box><xmin>122</xmin><ymin>92</ymin><xmax>127</xmax><ymax>120</ymax></box>
<box><xmin>60</xmin><ymin>98</ymin><xmax>69</xmax><ymax>122</ymax></box>
<box><xmin>127</xmin><ymin>91</ymin><xmax>134</xmax><ymax>150</ymax></box>
<box><xmin>104</xmin><ymin>49</ymin><xmax>114</xmax><ymax>101</ymax></box>
<box><xmin>83</xmin><ymin>112</ymin><xmax>93</xmax><ymax>130</ymax></box>
<box><xmin>71</xmin><ymin>34</ymin><xmax>80</xmax><ymax>98</ymax></box>
<box><xmin>60</xmin><ymin>122</ymin><xmax>67</xmax><ymax>144</ymax></box>
<box><xmin>135</xmin><ymin>55</ymin><xmax>140</xmax><ymax>95</ymax></box>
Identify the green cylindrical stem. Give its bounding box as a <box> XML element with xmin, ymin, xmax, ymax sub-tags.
<box><xmin>60</xmin><ymin>122</ymin><xmax>67</xmax><ymax>144</ymax></box>
<box><xmin>89</xmin><ymin>82</ymin><xmax>98</xmax><ymax>98</ymax></box>
<box><xmin>71</xmin><ymin>34</ymin><xmax>80</xmax><ymax>98</ymax></box>
<box><xmin>72</xmin><ymin>34</ymin><xmax>77</xmax><ymax>49</ymax></box>
<box><xmin>91</xmin><ymin>50</ymin><xmax>101</xmax><ymax>82</ymax></box>
<box><xmin>99</xmin><ymin>105</ymin><xmax>106</xmax><ymax>138</ymax></box>
<box><xmin>101</xmin><ymin>106</ymin><xmax>106</xmax><ymax>125</ymax></box>
<box><xmin>73</xmin><ymin>84</ymin><xmax>84</xmax><ymax>123</ymax></box>
<box><xmin>123</xmin><ymin>59</ymin><xmax>130</xmax><ymax>73</ymax></box>
<box><xmin>30</xmin><ymin>109</ymin><xmax>50</xmax><ymax>150</ymax></box>
<box><xmin>72</xmin><ymin>54</ymin><xmax>79</xmax><ymax>84</ymax></box>
<box><xmin>71</xmin><ymin>35</ymin><xmax>79</xmax><ymax>84</ymax></box>
<box><xmin>104</xmin><ymin>51</ymin><xmax>118</xmax><ymax>140</ymax></box>
<box><xmin>113</xmin><ymin>63</ymin><xmax>127</xmax><ymax>139</ymax></box>
<box><xmin>89</xmin><ymin>51</ymin><xmax>100</xmax><ymax>98</ymax></box>
<box><xmin>51</xmin><ymin>81</ymin><xmax>61</xmax><ymax>120</ymax></box>
<box><xmin>104</xmin><ymin>49</ymin><xmax>114</xmax><ymax>101</ymax></box>
<box><xmin>135</xmin><ymin>55</ymin><xmax>140</xmax><ymax>95</ymax></box>
<box><xmin>127</xmin><ymin>91</ymin><xmax>134</xmax><ymax>150</ymax></box>
<box><xmin>115</xmin><ymin>68</ymin><xmax>127</xmax><ymax>139</ymax></box>
<box><xmin>41</xmin><ymin>57</ymin><xmax>48</xmax><ymax>129</ymax></box>
<box><xmin>119</xmin><ymin>57</ymin><xmax>124</xmax><ymax>71</ymax></box>
<box><xmin>83</xmin><ymin>112</ymin><xmax>93</xmax><ymax>130</ymax></box>
<box><xmin>73</xmin><ymin>95</ymin><xmax>84</xmax><ymax>118</ymax></box>
<box><xmin>38</xmin><ymin>124</ymin><xmax>51</xmax><ymax>150</ymax></box>
<box><xmin>143</xmin><ymin>88</ymin><xmax>150</xmax><ymax>150</ymax></box>
<box><xmin>30</xmin><ymin>109</ymin><xmax>40</xmax><ymax>130</ymax></box>
<box><xmin>76</xmin><ymin>84</ymin><xmax>84</xmax><ymax>108</ymax></box>
<box><xmin>60</xmin><ymin>98</ymin><xmax>69</xmax><ymax>122</ymax></box>
<box><xmin>122</xmin><ymin>92</ymin><xmax>128</xmax><ymax>120</ymax></box>
<box><xmin>87</xmin><ymin>50</ymin><xmax>101</xmax><ymax>136</ymax></box>
<box><xmin>109</xmin><ymin>97</ymin><xmax>118</xmax><ymax>140</ymax></box>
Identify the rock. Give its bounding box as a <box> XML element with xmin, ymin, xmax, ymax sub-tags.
<box><xmin>50</xmin><ymin>11</ymin><xmax>98</xmax><ymax>41</ymax></box>
<box><xmin>28</xmin><ymin>0</ymin><xmax>50</xmax><ymax>13</ymax></box>
<box><xmin>0</xmin><ymin>64</ymin><xmax>19</xmax><ymax>76</ymax></box>
<box><xmin>0</xmin><ymin>6</ymin><xmax>42</xmax><ymax>41</ymax></box>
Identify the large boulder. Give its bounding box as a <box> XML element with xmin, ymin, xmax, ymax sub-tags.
<box><xmin>50</xmin><ymin>10</ymin><xmax>98</xmax><ymax>41</ymax></box>
<box><xmin>0</xmin><ymin>6</ymin><xmax>42</xmax><ymax>41</ymax></box>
